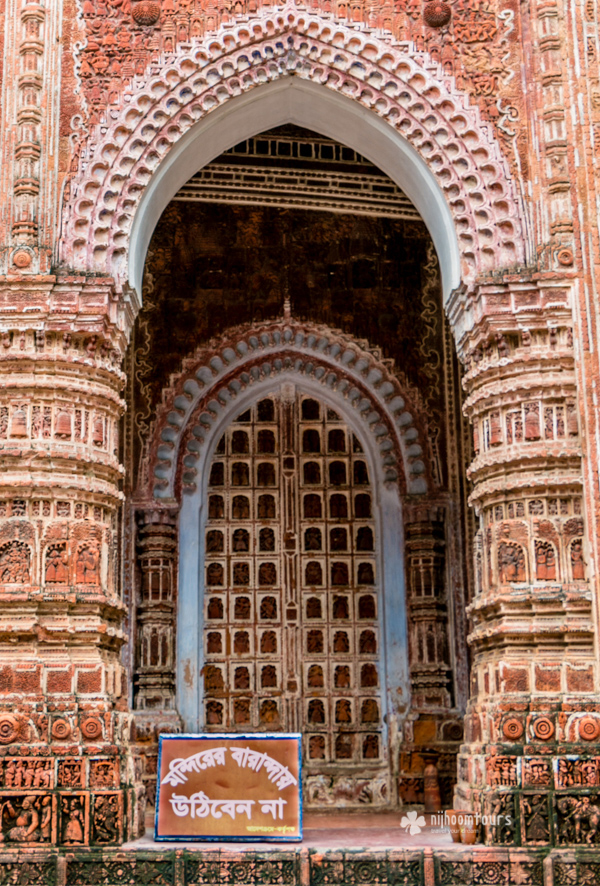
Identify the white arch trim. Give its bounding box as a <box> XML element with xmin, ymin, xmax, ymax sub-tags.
<box><xmin>130</xmin><ymin>77</ymin><xmax>461</xmax><ymax>301</ymax></box>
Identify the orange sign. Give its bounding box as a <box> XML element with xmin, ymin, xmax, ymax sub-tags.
<box><xmin>155</xmin><ymin>733</ymin><xmax>302</xmax><ymax>841</ymax></box>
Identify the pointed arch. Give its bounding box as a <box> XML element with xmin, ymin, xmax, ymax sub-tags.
<box><xmin>146</xmin><ymin>319</ymin><xmax>433</xmax><ymax>503</ymax></box>
<box><xmin>61</xmin><ymin>11</ymin><xmax>529</xmax><ymax>304</ymax></box>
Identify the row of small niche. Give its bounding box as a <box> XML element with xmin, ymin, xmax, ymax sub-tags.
<box><xmin>205</xmin><ymin>592</ymin><xmax>377</xmax><ymax>621</ymax></box>
<box><xmin>206</xmin><ymin>526</ymin><xmax>375</xmax><ymax>553</ymax></box>
<box><xmin>205</xmin><ymin>560</ymin><xmax>376</xmax><ymax>587</ymax></box>
<box><xmin>202</xmin><ymin>626</ymin><xmax>378</xmax><ymax>656</ymax></box>
<box><xmin>207</xmin><ymin>492</ymin><xmax>373</xmax><ymax>519</ymax></box>
<box><xmin>209</xmin><ymin>458</ymin><xmax>370</xmax><ymax>487</ymax></box>
<box><xmin>227</xmin><ymin>398</ymin><xmax>347</xmax><ymax>425</ymax></box>
<box><xmin>204</xmin><ymin>663</ymin><xmax>380</xmax><ymax>694</ymax></box>
<box><xmin>213</xmin><ymin>428</ymin><xmax>364</xmax><ymax>456</ymax></box>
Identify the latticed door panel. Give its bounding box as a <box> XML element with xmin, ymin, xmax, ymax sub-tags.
<box><xmin>202</xmin><ymin>392</ymin><xmax>384</xmax><ymax>772</ymax></box>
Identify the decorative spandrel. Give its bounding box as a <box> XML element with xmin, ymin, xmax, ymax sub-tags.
<box><xmin>202</xmin><ymin>393</ymin><xmax>384</xmax><ymax>786</ymax></box>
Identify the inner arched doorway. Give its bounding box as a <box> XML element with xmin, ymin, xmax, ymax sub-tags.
<box><xmin>201</xmin><ymin>389</ymin><xmax>388</xmax><ymax>800</ymax></box>
<box><xmin>128</xmin><ymin>124</ymin><xmax>471</xmax><ymax>810</ymax></box>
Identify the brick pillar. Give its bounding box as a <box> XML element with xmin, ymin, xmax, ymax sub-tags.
<box><xmin>398</xmin><ymin>505</ymin><xmax>464</xmax><ymax>809</ymax></box>
<box><xmin>132</xmin><ymin>509</ymin><xmax>181</xmax><ymax>806</ymax></box>
<box><xmin>0</xmin><ymin>275</ymin><xmax>143</xmax><ymax>846</ymax></box>
<box><xmin>453</xmin><ymin>281</ymin><xmax>598</xmax><ymax>847</ymax></box>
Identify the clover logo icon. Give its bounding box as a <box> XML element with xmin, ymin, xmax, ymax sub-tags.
<box><xmin>400</xmin><ymin>810</ymin><xmax>426</xmax><ymax>835</ymax></box>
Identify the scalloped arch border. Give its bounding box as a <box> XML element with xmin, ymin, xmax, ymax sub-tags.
<box><xmin>148</xmin><ymin>320</ymin><xmax>431</xmax><ymax>501</ymax></box>
<box><xmin>62</xmin><ymin>10</ymin><xmax>528</xmax><ymax>300</ymax></box>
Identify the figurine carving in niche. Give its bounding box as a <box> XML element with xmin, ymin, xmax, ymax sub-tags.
<box><xmin>302</xmin><ymin>430</ymin><xmax>320</xmax><ymax>453</ymax></box>
<box><xmin>571</xmin><ymin>539</ymin><xmax>585</xmax><ymax>579</ymax></box>
<box><xmin>206</xmin><ymin>530</ymin><xmax>224</xmax><ymax>553</ymax></box>
<box><xmin>330</xmin><ymin>494</ymin><xmax>347</xmax><ymax>519</ymax></box>
<box><xmin>304</xmin><ymin>528</ymin><xmax>321</xmax><ymax>552</ymax></box>
<box><xmin>92</xmin><ymin>416</ymin><xmax>104</xmax><ymax>446</ymax></box>
<box><xmin>259</xmin><ymin>528</ymin><xmax>275</xmax><ymax>551</ymax></box>
<box><xmin>307</xmin><ymin>630</ymin><xmax>324</xmax><ymax>654</ymax></box>
<box><xmin>234</xmin><ymin>631</ymin><xmax>250</xmax><ymax>654</ymax></box>
<box><xmin>331</xmin><ymin>562</ymin><xmax>349</xmax><ymax>586</ymax></box>
<box><xmin>522</xmin><ymin>794</ymin><xmax>549</xmax><ymax>843</ymax></box>
<box><xmin>231</xmin><ymin>431</ymin><xmax>249</xmax><ymax>454</ymax></box>
<box><xmin>355</xmin><ymin>494</ymin><xmax>371</xmax><ymax>518</ymax></box>
<box><xmin>207</xmin><ymin>563</ymin><xmax>224</xmax><ymax>586</ymax></box>
<box><xmin>260</xmin><ymin>596</ymin><xmax>277</xmax><ymax>619</ymax></box>
<box><xmin>304</xmin><ymin>494</ymin><xmax>322</xmax><ymax>519</ymax></box>
<box><xmin>305</xmin><ymin>561</ymin><xmax>323</xmax><ymax>585</ymax></box>
<box><xmin>498</xmin><ymin>543</ymin><xmax>526</xmax><ymax>583</ymax></box>
<box><xmin>308</xmin><ymin>700</ymin><xmax>325</xmax><ymax>724</ymax></box>
<box><xmin>257</xmin><ymin>430</ymin><xmax>275</xmax><ymax>454</ymax></box>
<box><xmin>45</xmin><ymin>545</ymin><xmax>69</xmax><ymax>583</ymax></box>
<box><xmin>258</xmin><ymin>399</ymin><xmax>275</xmax><ymax>422</ymax></box>
<box><xmin>335</xmin><ymin>665</ymin><xmax>351</xmax><ymax>688</ymax></box>
<box><xmin>359</xmin><ymin>595</ymin><xmax>376</xmax><ymax>619</ymax></box>
<box><xmin>93</xmin><ymin>795</ymin><xmax>118</xmax><ymax>843</ymax></box>
<box><xmin>363</xmin><ymin>735</ymin><xmax>379</xmax><ymax>759</ymax></box>
<box><xmin>207</xmin><ymin>597</ymin><xmax>223</xmax><ymax>619</ymax></box>
<box><xmin>261</xmin><ymin>665</ymin><xmax>277</xmax><ymax>688</ymax></box>
<box><xmin>61</xmin><ymin>796</ymin><xmax>85</xmax><ymax>844</ymax></box>
<box><xmin>234</xmin><ymin>596</ymin><xmax>251</xmax><ymax>619</ymax></box>
<box><xmin>258</xmin><ymin>495</ymin><xmax>275</xmax><ymax>519</ymax></box>
<box><xmin>333</xmin><ymin>596</ymin><xmax>349</xmax><ymax>619</ymax></box>
<box><xmin>302</xmin><ymin>400</ymin><xmax>320</xmax><ymax>421</ymax></box>
<box><xmin>336</xmin><ymin>735</ymin><xmax>353</xmax><ymax>759</ymax></box>
<box><xmin>330</xmin><ymin>528</ymin><xmax>347</xmax><ymax>551</ymax></box>
<box><xmin>360</xmin><ymin>630</ymin><xmax>377</xmax><ymax>654</ymax></box>
<box><xmin>234</xmin><ymin>667</ymin><xmax>250</xmax><ymax>690</ymax></box>
<box><xmin>329</xmin><ymin>462</ymin><xmax>346</xmax><ymax>486</ymax></box>
<box><xmin>535</xmin><ymin>542</ymin><xmax>557</xmax><ymax>581</ymax></box>
<box><xmin>209</xmin><ymin>463</ymin><xmax>224</xmax><ymax>486</ymax></box>
<box><xmin>234</xmin><ymin>699</ymin><xmax>251</xmax><ymax>724</ymax></box>
<box><xmin>231</xmin><ymin>462</ymin><xmax>249</xmax><ymax>486</ymax></box>
<box><xmin>232</xmin><ymin>496</ymin><xmax>249</xmax><ymax>519</ymax></box>
<box><xmin>524</xmin><ymin>402</ymin><xmax>540</xmax><ymax>440</ymax></box>
<box><xmin>335</xmin><ymin>700</ymin><xmax>351</xmax><ymax>723</ymax></box>
<box><xmin>0</xmin><ymin>796</ymin><xmax>49</xmax><ymax>843</ymax></box>
<box><xmin>557</xmin><ymin>795</ymin><xmax>600</xmax><ymax>844</ymax></box>
<box><xmin>495</xmin><ymin>332</ymin><xmax>510</xmax><ymax>358</ymax></box>
<box><xmin>309</xmin><ymin>736</ymin><xmax>325</xmax><ymax>759</ymax></box>
<box><xmin>205</xmin><ymin>667</ymin><xmax>224</xmax><ymax>692</ymax></box>
<box><xmin>356</xmin><ymin>527</ymin><xmax>373</xmax><ymax>550</ymax></box>
<box><xmin>260</xmin><ymin>631</ymin><xmax>276</xmax><ymax>654</ymax></box>
<box><xmin>75</xmin><ymin>544</ymin><xmax>100</xmax><ymax>585</ymax></box>
<box><xmin>260</xmin><ymin>700</ymin><xmax>279</xmax><ymax>724</ymax></box>
<box><xmin>306</xmin><ymin>597</ymin><xmax>322</xmax><ymax>619</ymax></box>
<box><xmin>0</xmin><ymin>542</ymin><xmax>30</xmax><ymax>584</ymax></box>
<box><xmin>257</xmin><ymin>463</ymin><xmax>276</xmax><ymax>486</ymax></box>
<box><xmin>207</xmin><ymin>632</ymin><xmax>222</xmax><ymax>653</ymax></box>
<box><xmin>259</xmin><ymin>562</ymin><xmax>277</xmax><ymax>586</ymax></box>
<box><xmin>233</xmin><ymin>564</ymin><xmax>250</xmax><ymax>586</ymax></box>
<box><xmin>358</xmin><ymin>563</ymin><xmax>374</xmax><ymax>584</ymax></box>
<box><xmin>209</xmin><ymin>495</ymin><xmax>224</xmax><ymax>519</ymax></box>
<box><xmin>360</xmin><ymin>700</ymin><xmax>379</xmax><ymax>724</ymax></box>
<box><xmin>361</xmin><ymin>663</ymin><xmax>378</xmax><ymax>687</ymax></box>
<box><xmin>308</xmin><ymin>664</ymin><xmax>324</xmax><ymax>688</ymax></box>
<box><xmin>303</xmin><ymin>462</ymin><xmax>321</xmax><ymax>484</ymax></box>
<box><xmin>206</xmin><ymin>701</ymin><xmax>223</xmax><ymax>725</ymax></box>
<box><xmin>328</xmin><ymin>430</ymin><xmax>346</xmax><ymax>452</ymax></box>
<box><xmin>333</xmin><ymin>631</ymin><xmax>349</xmax><ymax>653</ymax></box>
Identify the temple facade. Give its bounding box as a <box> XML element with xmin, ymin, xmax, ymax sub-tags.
<box><xmin>1</xmin><ymin>0</ymin><xmax>600</xmax><ymax>879</ymax></box>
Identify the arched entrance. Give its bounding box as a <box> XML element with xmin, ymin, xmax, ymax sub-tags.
<box><xmin>200</xmin><ymin>387</ymin><xmax>389</xmax><ymax>801</ymax></box>
<box><xmin>129</xmin><ymin>121</ymin><xmax>470</xmax><ymax>808</ymax></box>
